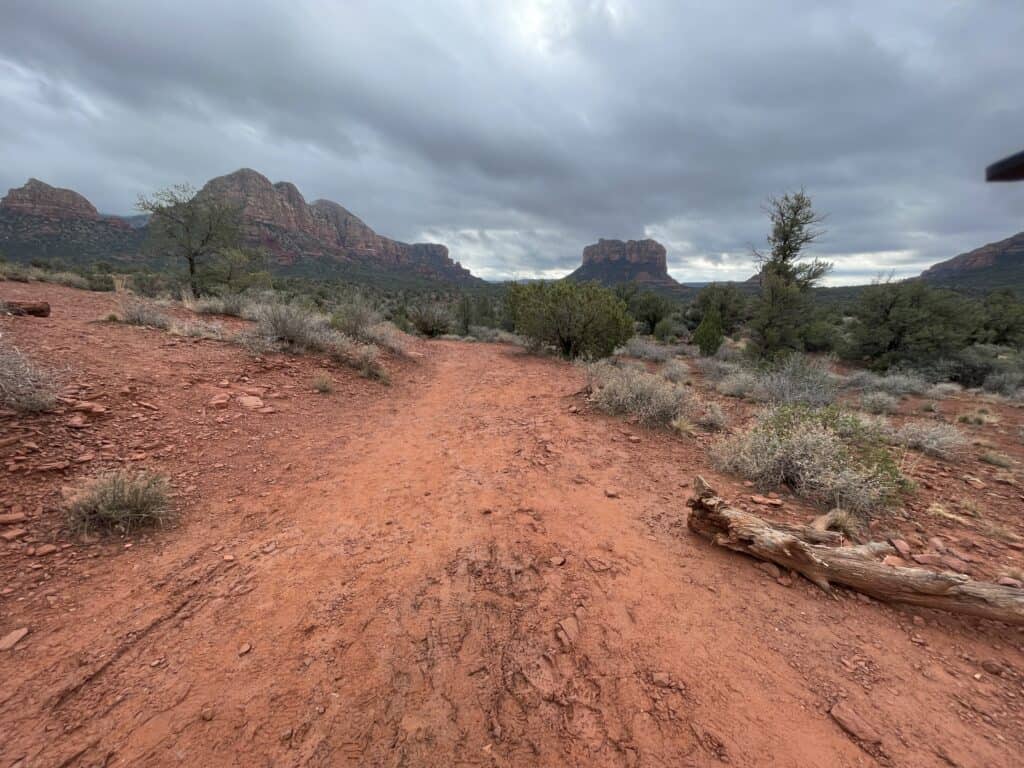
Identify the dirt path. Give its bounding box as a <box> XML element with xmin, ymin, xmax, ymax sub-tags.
<box><xmin>1</xmin><ymin>285</ymin><xmax>1022</xmax><ymax>767</ymax></box>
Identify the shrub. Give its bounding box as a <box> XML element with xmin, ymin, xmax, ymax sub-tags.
<box><xmin>312</xmin><ymin>372</ymin><xmax>334</xmax><ymax>393</ymax></box>
<box><xmin>327</xmin><ymin>335</ymin><xmax>388</xmax><ymax>382</ymax></box>
<box><xmin>251</xmin><ymin>303</ymin><xmax>332</xmax><ymax>352</ymax></box>
<box><xmin>716</xmin><ymin>371</ymin><xmax>763</xmax><ymax>399</ymax></box>
<box><xmin>619</xmin><ymin>337</ymin><xmax>675</xmax><ymax>362</ymax></box>
<box><xmin>712</xmin><ymin>405</ymin><xmax>900</xmax><ymax>513</ymax></box>
<box><xmin>169</xmin><ymin>320</ymin><xmax>225</xmax><ymax>340</ymax></box>
<box><xmin>363</xmin><ymin>321</ymin><xmax>415</xmax><ymax>356</ymax></box>
<box><xmin>587</xmin><ymin>361</ymin><xmax>690</xmax><ymax>426</ymax></box>
<box><xmin>332</xmin><ymin>295</ymin><xmax>381</xmax><ymax>338</ymax></box>
<box><xmin>661</xmin><ymin>359</ymin><xmax>691</xmax><ymax>384</ymax></box>
<box><xmin>872</xmin><ymin>372</ymin><xmax>929</xmax><ymax>395</ymax></box>
<box><xmin>507</xmin><ymin>281</ymin><xmax>633</xmax><ymax>359</ymax></box>
<box><xmin>982</xmin><ymin>371</ymin><xmax>1024</xmax><ymax>397</ymax></box>
<box><xmin>65</xmin><ymin>471</ymin><xmax>172</xmax><ymax>533</ymax></box>
<box><xmin>926</xmin><ymin>382</ymin><xmax>962</xmax><ymax>399</ymax></box>
<box><xmin>891</xmin><ymin>421</ymin><xmax>966</xmax><ymax>459</ymax></box>
<box><xmin>980</xmin><ymin>450</ymin><xmax>1013</xmax><ymax>468</ymax></box>
<box><xmin>653</xmin><ymin>317</ymin><xmax>677</xmax><ymax>342</ymax></box>
<box><xmin>695</xmin><ymin>401</ymin><xmax>727</xmax><ymax>431</ymax></box>
<box><xmin>693</xmin><ymin>307</ymin><xmax>724</xmax><ymax>356</ymax></box>
<box><xmin>860</xmin><ymin>391</ymin><xmax>899</xmax><ymax>414</ymax></box>
<box><xmin>467</xmin><ymin>325</ymin><xmax>525</xmax><ymax>345</ymax></box>
<box><xmin>0</xmin><ymin>343</ymin><xmax>57</xmax><ymax>412</ymax></box>
<box><xmin>121</xmin><ymin>301</ymin><xmax>172</xmax><ymax>329</ymax></box>
<box><xmin>38</xmin><ymin>271</ymin><xmax>90</xmax><ymax>290</ymax></box>
<box><xmin>86</xmin><ymin>272</ymin><xmax>116</xmax><ymax>292</ymax></box>
<box><xmin>694</xmin><ymin>358</ymin><xmax>742</xmax><ymax>382</ymax></box>
<box><xmin>757</xmin><ymin>354</ymin><xmax>838</xmax><ymax>406</ymax></box>
<box><xmin>407</xmin><ymin>302</ymin><xmax>452</xmax><ymax>337</ymax></box>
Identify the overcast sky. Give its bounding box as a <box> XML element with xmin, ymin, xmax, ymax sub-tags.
<box><xmin>1</xmin><ymin>1</ymin><xmax>1022</xmax><ymax>284</ymax></box>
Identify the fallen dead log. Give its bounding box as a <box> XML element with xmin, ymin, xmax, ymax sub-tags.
<box><xmin>687</xmin><ymin>476</ymin><xmax>1024</xmax><ymax>626</ymax></box>
<box><xmin>1</xmin><ymin>300</ymin><xmax>50</xmax><ymax>317</ymax></box>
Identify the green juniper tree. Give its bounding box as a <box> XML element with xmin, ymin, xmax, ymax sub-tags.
<box><xmin>749</xmin><ymin>190</ymin><xmax>830</xmax><ymax>358</ymax></box>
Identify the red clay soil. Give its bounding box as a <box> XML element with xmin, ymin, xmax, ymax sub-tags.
<box><xmin>1</xmin><ymin>283</ymin><xmax>1023</xmax><ymax>767</ymax></box>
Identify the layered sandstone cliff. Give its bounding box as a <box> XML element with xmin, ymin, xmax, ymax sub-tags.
<box><xmin>567</xmin><ymin>238</ymin><xmax>682</xmax><ymax>291</ymax></box>
<box><xmin>1</xmin><ymin>178</ymin><xmax>100</xmax><ymax>220</ymax></box>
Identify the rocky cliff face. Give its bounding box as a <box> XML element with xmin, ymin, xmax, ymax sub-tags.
<box><xmin>0</xmin><ymin>179</ymin><xmax>144</xmax><ymax>262</ymax></box>
<box><xmin>1</xmin><ymin>179</ymin><xmax>99</xmax><ymax>220</ymax></box>
<box><xmin>567</xmin><ymin>238</ymin><xmax>682</xmax><ymax>291</ymax></box>
<box><xmin>921</xmin><ymin>232</ymin><xmax>1024</xmax><ymax>282</ymax></box>
<box><xmin>198</xmin><ymin>169</ymin><xmax>478</xmax><ymax>283</ymax></box>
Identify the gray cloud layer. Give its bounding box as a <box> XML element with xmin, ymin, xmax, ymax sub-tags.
<box><xmin>2</xmin><ymin>1</ymin><xmax>1022</xmax><ymax>283</ymax></box>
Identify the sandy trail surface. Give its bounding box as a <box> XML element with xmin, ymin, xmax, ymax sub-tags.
<box><xmin>1</xmin><ymin>283</ymin><xmax>1022</xmax><ymax>767</ymax></box>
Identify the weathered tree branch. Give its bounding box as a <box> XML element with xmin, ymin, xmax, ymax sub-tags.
<box><xmin>1</xmin><ymin>301</ymin><xmax>50</xmax><ymax>317</ymax></box>
<box><xmin>687</xmin><ymin>476</ymin><xmax>1024</xmax><ymax>626</ymax></box>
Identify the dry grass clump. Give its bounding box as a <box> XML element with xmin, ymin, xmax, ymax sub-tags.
<box><xmin>587</xmin><ymin>361</ymin><xmax>690</xmax><ymax>427</ymax></box>
<box><xmin>693</xmin><ymin>357</ymin><xmax>741</xmax><ymax>381</ymax></box>
<box><xmin>0</xmin><ymin>342</ymin><xmax>58</xmax><ymax>412</ymax></box>
<box><xmin>711</xmin><ymin>405</ymin><xmax>900</xmax><ymax>514</ymax></box>
<box><xmin>980</xmin><ymin>450</ymin><xmax>1014</xmax><ymax>468</ymax></box>
<box><xmin>407</xmin><ymin>302</ymin><xmax>452</xmax><ymax>337</ymax></box>
<box><xmin>694</xmin><ymin>401</ymin><xmax>727</xmax><ymax>431</ymax></box>
<box><xmin>120</xmin><ymin>301</ymin><xmax>172</xmax><ymax>329</ymax></box>
<box><xmin>65</xmin><ymin>471</ymin><xmax>172</xmax><ymax>534</ymax></box>
<box><xmin>332</xmin><ymin>295</ymin><xmax>381</xmax><ymax>338</ymax></box>
<box><xmin>661</xmin><ymin>359</ymin><xmax>691</xmax><ymax>384</ymax></box>
<box><xmin>328</xmin><ymin>335</ymin><xmax>388</xmax><ymax>382</ymax></box>
<box><xmin>169</xmin><ymin>319</ymin><xmax>225</xmax><ymax>340</ymax></box>
<box><xmin>845</xmin><ymin>370</ymin><xmax>929</xmax><ymax>395</ymax></box>
<box><xmin>891</xmin><ymin>420</ymin><xmax>966</xmax><ymax>459</ymax></box>
<box><xmin>38</xmin><ymin>271</ymin><xmax>90</xmax><ymax>289</ymax></box>
<box><xmin>312</xmin><ymin>372</ymin><xmax>334</xmax><ymax>393</ymax></box>
<box><xmin>860</xmin><ymin>391</ymin><xmax>899</xmax><ymax>414</ymax></box>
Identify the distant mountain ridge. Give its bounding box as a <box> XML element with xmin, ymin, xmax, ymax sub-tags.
<box><xmin>919</xmin><ymin>230</ymin><xmax>1024</xmax><ymax>291</ymax></box>
<box><xmin>0</xmin><ymin>171</ymin><xmax>479</xmax><ymax>285</ymax></box>
<box><xmin>565</xmin><ymin>238</ymin><xmax>685</xmax><ymax>294</ymax></box>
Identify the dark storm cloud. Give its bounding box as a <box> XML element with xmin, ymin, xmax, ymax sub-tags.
<box><xmin>1</xmin><ymin>0</ymin><xmax>1022</xmax><ymax>283</ymax></box>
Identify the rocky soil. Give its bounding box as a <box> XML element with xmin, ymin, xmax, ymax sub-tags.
<box><xmin>1</xmin><ymin>282</ymin><xmax>1023</xmax><ymax>767</ymax></box>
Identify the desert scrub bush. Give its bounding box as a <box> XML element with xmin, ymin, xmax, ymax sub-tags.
<box><xmin>693</xmin><ymin>357</ymin><xmax>741</xmax><ymax>382</ymax></box>
<box><xmin>711</xmin><ymin>404</ymin><xmax>901</xmax><ymax>514</ymax></box>
<box><xmin>120</xmin><ymin>301</ymin><xmax>172</xmax><ymax>329</ymax></box>
<box><xmin>757</xmin><ymin>354</ymin><xmax>838</xmax><ymax>406</ymax></box>
<box><xmin>251</xmin><ymin>303</ymin><xmax>332</xmax><ymax>352</ymax></box>
<box><xmin>363</xmin><ymin>321</ymin><xmax>415</xmax><ymax>356</ymax></box>
<box><xmin>926</xmin><ymin>382</ymin><xmax>962</xmax><ymax>399</ymax></box>
<box><xmin>169</xmin><ymin>319</ymin><xmax>225</xmax><ymax>340</ymax></box>
<box><xmin>982</xmin><ymin>370</ymin><xmax>1024</xmax><ymax>397</ymax></box>
<box><xmin>332</xmin><ymin>295</ymin><xmax>381</xmax><ymax>338</ymax></box>
<box><xmin>619</xmin><ymin>337</ymin><xmax>677</xmax><ymax>362</ymax></box>
<box><xmin>407</xmin><ymin>302</ymin><xmax>452</xmax><ymax>337</ymax></box>
<box><xmin>860</xmin><ymin>391</ymin><xmax>899</xmax><ymax>414</ymax></box>
<box><xmin>37</xmin><ymin>271</ymin><xmax>90</xmax><ymax>290</ymax></box>
<box><xmin>327</xmin><ymin>335</ymin><xmax>388</xmax><ymax>382</ymax></box>
<box><xmin>0</xmin><ymin>342</ymin><xmax>58</xmax><ymax>412</ymax></box>
<box><xmin>65</xmin><ymin>471</ymin><xmax>172</xmax><ymax>534</ymax></box>
<box><xmin>85</xmin><ymin>272</ymin><xmax>115</xmax><ymax>292</ymax></box>
<box><xmin>661</xmin><ymin>359</ymin><xmax>691</xmax><ymax>384</ymax></box>
<box><xmin>715</xmin><ymin>371</ymin><xmax>763</xmax><ymax>399</ymax></box>
<box><xmin>587</xmin><ymin>361</ymin><xmax>690</xmax><ymax>427</ymax></box>
<box><xmin>506</xmin><ymin>280</ymin><xmax>633</xmax><ymax>359</ymax></box>
<box><xmin>695</xmin><ymin>401</ymin><xmax>727</xmax><ymax>431</ymax></box>
<box><xmin>467</xmin><ymin>325</ymin><xmax>525</xmax><ymax>345</ymax></box>
<box><xmin>0</xmin><ymin>263</ymin><xmax>41</xmax><ymax>282</ymax></box>
<box><xmin>891</xmin><ymin>421</ymin><xmax>966</xmax><ymax>459</ymax></box>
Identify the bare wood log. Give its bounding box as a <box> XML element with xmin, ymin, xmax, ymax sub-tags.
<box><xmin>1</xmin><ymin>301</ymin><xmax>50</xmax><ymax>317</ymax></box>
<box><xmin>687</xmin><ymin>476</ymin><xmax>1024</xmax><ymax>626</ymax></box>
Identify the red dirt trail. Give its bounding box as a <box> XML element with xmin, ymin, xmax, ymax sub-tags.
<box><xmin>1</xmin><ymin>283</ymin><xmax>1022</xmax><ymax>767</ymax></box>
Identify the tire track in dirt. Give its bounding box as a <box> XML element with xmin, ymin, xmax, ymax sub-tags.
<box><xmin>2</xmin><ymin>333</ymin><xmax>1021</xmax><ymax>767</ymax></box>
